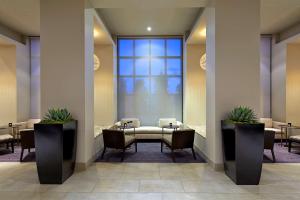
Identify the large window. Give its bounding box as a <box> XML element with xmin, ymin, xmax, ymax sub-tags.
<box><xmin>117</xmin><ymin>38</ymin><xmax>183</xmax><ymax>125</ymax></box>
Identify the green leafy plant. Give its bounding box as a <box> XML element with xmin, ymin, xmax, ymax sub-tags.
<box><xmin>41</xmin><ymin>108</ymin><xmax>73</xmax><ymax>124</ymax></box>
<box><xmin>227</xmin><ymin>106</ymin><xmax>258</xmax><ymax>124</ymax></box>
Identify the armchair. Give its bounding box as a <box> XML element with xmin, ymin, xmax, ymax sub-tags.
<box><xmin>161</xmin><ymin>129</ymin><xmax>196</xmax><ymax>162</ymax></box>
<box><xmin>101</xmin><ymin>129</ymin><xmax>136</xmax><ymax>161</ymax></box>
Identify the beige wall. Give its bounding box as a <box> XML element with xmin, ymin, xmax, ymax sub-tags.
<box><xmin>286</xmin><ymin>44</ymin><xmax>300</xmax><ymax>126</ymax></box>
<box><xmin>16</xmin><ymin>41</ymin><xmax>30</xmax><ymax>122</ymax></box>
<box><xmin>272</xmin><ymin>40</ymin><xmax>287</xmax><ymax>122</ymax></box>
<box><xmin>184</xmin><ymin>44</ymin><xmax>206</xmax><ymax>126</ymax></box>
<box><xmin>40</xmin><ymin>1</ymin><xmax>95</xmax><ymax>165</ymax></box>
<box><xmin>94</xmin><ymin>44</ymin><xmax>116</xmax><ymax>126</ymax></box>
<box><xmin>206</xmin><ymin>0</ymin><xmax>261</xmax><ymax>166</ymax></box>
<box><xmin>0</xmin><ymin>41</ymin><xmax>31</xmax><ymax>125</ymax></box>
<box><xmin>0</xmin><ymin>45</ymin><xmax>17</xmax><ymax>125</ymax></box>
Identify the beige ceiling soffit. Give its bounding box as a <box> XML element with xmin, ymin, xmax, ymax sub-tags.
<box><xmin>277</xmin><ymin>22</ymin><xmax>300</xmax><ymax>43</ymax></box>
<box><xmin>85</xmin><ymin>0</ymin><xmax>93</xmax><ymax>8</ymax></box>
<box><xmin>92</xmin><ymin>9</ymin><xmax>115</xmax><ymax>46</ymax></box>
<box><xmin>261</xmin><ymin>0</ymin><xmax>300</xmax><ymax>7</ymax></box>
<box><xmin>0</xmin><ymin>23</ymin><xmax>25</xmax><ymax>44</ymax></box>
<box><xmin>186</xmin><ymin>8</ymin><xmax>205</xmax><ymax>44</ymax></box>
<box><xmin>89</xmin><ymin>0</ymin><xmax>208</xmax><ymax>8</ymax></box>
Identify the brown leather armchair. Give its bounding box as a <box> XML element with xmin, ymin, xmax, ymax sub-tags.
<box><xmin>19</xmin><ymin>129</ymin><xmax>35</xmax><ymax>162</ymax></box>
<box><xmin>101</xmin><ymin>129</ymin><xmax>136</xmax><ymax>161</ymax></box>
<box><xmin>161</xmin><ymin>129</ymin><xmax>196</xmax><ymax>162</ymax></box>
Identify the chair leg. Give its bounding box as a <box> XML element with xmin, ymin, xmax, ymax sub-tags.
<box><xmin>280</xmin><ymin>133</ymin><xmax>283</xmax><ymax>147</ymax></box>
<box><xmin>192</xmin><ymin>148</ymin><xmax>196</xmax><ymax>160</ymax></box>
<box><xmin>11</xmin><ymin>141</ymin><xmax>14</xmax><ymax>153</ymax></box>
<box><xmin>135</xmin><ymin>142</ymin><xmax>137</xmax><ymax>152</ymax></box>
<box><xmin>161</xmin><ymin>141</ymin><xmax>163</xmax><ymax>152</ymax></box>
<box><xmin>271</xmin><ymin>149</ymin><xmax>276</xmax><ymax>163</ymax></box>
<box><xmin>121</xmin><ymin>148</ymin><xmax>125</xmax><ymax>162</ymax></box>
<box><xmin>288</xmin><ymin>140</ymin><xmax>292</xmax><ymax>153</ymax></box>
<box><xmin>20</xmin><ymin>148</ymin><xmax>24</xmax><ymax>162</ymax></box>
<box><xmin>6</xmin><ymin>142</ymin><xmax>9</xmax><ymax>149</ymax></box>
<box><xmin>101</xmin><ymin>147</ymin><xmax>106</xmax><ymax>159</ymax></box>
<box><xmin>28</xmin><ymin>148</ymin><xmax>30</xmax><ymax>153</ymax></box>
<box><xmin>171</xmin><ymin>149</ymin><xmax>175</xmax><ymax>162</ymax></box>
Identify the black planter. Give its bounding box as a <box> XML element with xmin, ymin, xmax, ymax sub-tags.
<box><xmin>34</xmin><ymin>121</ymin><xmax>77</xmax><ymax>184</ymax></box>
<box><xmin>221</xmin><ymin>121</ymin><xmax>264</xmax><ymax>185</ymax></box>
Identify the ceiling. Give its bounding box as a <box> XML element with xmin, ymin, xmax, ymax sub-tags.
<box><xmin>0</xmin><ymin>0</ymin><xmax>299</xmax><ymax>38</ymax></box>
<box><xmin>97</xmin><ymin>8</ymin><xmax>201</xmax><ymax>36</ymax></box>
<box><xmin>93</xmin><ymin>17</ymin><xmax>113</xmax><ymax>45</ymax></box>
<box><xmin>0</xmin><ymin>0</ymin><xmax>40</xmax><ymax>36</ymax></box>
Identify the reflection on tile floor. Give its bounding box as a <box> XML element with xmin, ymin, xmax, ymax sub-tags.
<box><xmin>0</xmin><ymin>162</ymin><xmax>300</xmax><ymax>199</ymax></box>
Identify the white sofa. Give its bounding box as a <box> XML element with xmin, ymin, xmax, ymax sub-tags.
<box><xmin>115</xmin><ymin>118</ymin><xmax>183</xmax><ymax>140</ymax></box>
<box><xmin>260</xmin><ymin>118</ymin><xmax>286</xmax><ymax>140</ymax></box>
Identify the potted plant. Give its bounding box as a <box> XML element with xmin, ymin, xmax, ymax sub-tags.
<box><xmin>34</xmin><ymin>108</ymin><xmax>77</xmax><ymax>184</ymax></box>
<box><xmin>221</xmin><ymin>106</ymin><xmax>264</xmax><ymax>185</ymax></box>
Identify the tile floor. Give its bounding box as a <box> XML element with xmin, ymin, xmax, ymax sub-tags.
<box><xmin>0</xmin><ymin>162</ymin><xmax>300</xmax><ymax>199</ymax></box>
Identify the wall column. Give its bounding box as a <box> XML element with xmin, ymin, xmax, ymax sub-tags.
<box><xmin>206</xmin><ymin>0</ymin><xmax>261</xmax><ymax>168</ymax></box>
<box><xmin>40</xmin><ymin>0</ymin><xmax>94</xmax><ymax>168</ymax></box>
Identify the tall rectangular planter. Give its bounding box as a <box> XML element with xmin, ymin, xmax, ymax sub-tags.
<box><xmin>34</xmin><ymin>121</ymin><xmax>77</xmax><ymax>184</ymax></box>
<box><xmin>221</xmin><ymin>121</ymin><xmax>264</xmax><ymax>185</ymax></box>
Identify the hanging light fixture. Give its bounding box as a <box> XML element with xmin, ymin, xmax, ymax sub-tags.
<box><xmin>200</xmin><ymin>53</ymin><xmax>206</xmax><ymax>70</ymax></box>
<box><xmin>94</xmin><ymin>54</ymin><xmax>100</xmax><ymax>71</ymax></box>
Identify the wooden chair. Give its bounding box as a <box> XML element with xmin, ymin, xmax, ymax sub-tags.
<box><xmin>161</xmin><ymin>129</ymin><xmax>196</xmax><ymax>162</ymax></box>
<box><xmin>264</xmin><ymin>130</ymin><xmax>276</xmax><ymax>162</ymax></box>
<box><xmin>19</xmin><ymin>129</ymin><xmax>35</xmax><ymax>162</ymax></box>
<box><xmin>101</xmin><ymin>129</ymin><xmax>136</xmax><ymax>161</ymax></box>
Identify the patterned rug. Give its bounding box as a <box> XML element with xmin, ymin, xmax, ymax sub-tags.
<box><xmin>95</xmin><ymin>142</ymin><xmax>206</xmax><ymax>163</ymax></box>
<box><xmin>264</xmin><ymin>142</ymin><xmax>300</xmax><ymax>163</ymax></box>
<box><xmin>1</xmin><ymin>142</ymin><xmax>300</xmax><ymax>163</ymax></box>
<box><xmin>0</xmin><ymin>144</ymin><xmax>35</xmax><ymax>162</ymax></box>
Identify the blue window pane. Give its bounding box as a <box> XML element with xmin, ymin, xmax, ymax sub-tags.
<box><xmin>119</xmin><ymin>39</ymin><xmax>133</xmax><ymax>56</ymax></box>
<box><xmin>135</xmin><ymin>78</ymin><xmax>150</xmax><ymax>93</ymax></box>
<box><xmin>167</xmin><ymin>59</ymin><xmax>181</xmax><ymax>75</ymax></box>
<box><xmin>135</xmin><ymin>39</ymin><xmax>150</xmax><ymax>56</ymax></box>
<box><xmin>135</xmin><ymin>58</ymin><xmax>149</xmax><ymax>76</ymax></box>
<box><xmin>167</xmin><ymin>77</ymin><xmax>181</xmax><ymax>94</ymax></box>
<box><xmin>151</xmin><ymin>58</ymin><xmax>165</xmax><ymax>75</ymax></box>
<box><xmin>119</xmin><ymin>59</ymin><xmax>133</xmax><ymax>76</ymax></box>
<box><xmin>151</xmin><ymin>39</ymin><xmax>165</xmax><ymax>56</ymax></box>
<box><xmin>167</xmin><ymin>39</ymin><xmax>181</xmax><ymax>56</ymax></box>
<box><xmin>119</xmin><ymin>78</ymin><xmax>134</xmax><ymax>94</ymax></box>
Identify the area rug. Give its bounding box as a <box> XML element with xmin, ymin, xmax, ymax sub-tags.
<box><xmin>96</xmin><ymin>143</ymin><xmax>206</xmax><ymax>163</ymax></box>
<box><xmin>0</xmin><ymin>145</ymin><xmax>35</xmax><ymax>162</ymax></box>
<box><xmin>264</xmin><ymin>142</ymin><xmax>300</xmax><ymax>163</ymax></box>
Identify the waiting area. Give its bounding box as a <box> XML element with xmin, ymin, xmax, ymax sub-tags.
<box><xmin>1</xmin><ymin>0</ymin><xmax>300</xmax><ymax>199</ymax></box>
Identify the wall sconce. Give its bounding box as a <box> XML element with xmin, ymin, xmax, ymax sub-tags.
<box><xmin>94</xmin><ymin>54</ymin><xmax>100</xmax><ymax>71</ymax></box>
<box><xmin>200</xmin><ymin>53</ymin><xmax>206</xmax><ymax>70</ymax></box>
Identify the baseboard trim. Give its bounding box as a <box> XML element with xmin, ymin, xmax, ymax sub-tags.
<box><xmin>194</xmin><ymin>145</ymin><xmax>224</xmax><ymax>171</ymax></box>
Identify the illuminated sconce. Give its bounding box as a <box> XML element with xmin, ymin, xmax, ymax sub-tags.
<box><xmin>94</xmin><ymin>54</ymin><xmax>100</xmax><ymax>71</ymax></box>
<box><xmin>200</xmin><ymin>53</ymin><xmax>206</xmax><ymax>70</ymax></box>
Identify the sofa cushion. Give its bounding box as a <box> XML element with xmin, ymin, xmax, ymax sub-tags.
<box><xmin>162</xmin><ymin>134</ymin><xmax>172</xmax><ymax>146</ymax></box>
<box><xmin>121</xmin><ymin>118</ymin><xmax>140</xmax><ymax>128</ymax></box>
<box><xmin>124</xmin><ymin>126</ymin><xmax>173</xmax><ymax>135</ymax></box>
<box><xmin>0</xmin><ymin>134</ymin><xmax>13</xmax><ymax>141</ymax></box>
<box><xmin>27</xmin><ymin>119</ymin><xmax>41</xmax><ymax>129</ymax></box>
<box><xmin>158</xmin><ymin>118</ymin><xmax>177</xmax><ymax>128</ymax></box>
<box><xmin>260</xmin><ymin>118</ymin><xmax>273</xmax><ymax>128</ymax></box>
<box><xmin>265</xmin><ymin>128</ymin><xmax>282</xmax><ymax>134</ymax></box>
<box><xmin>290</xmin><ymin>135</ymin><xmax>300</xmax><ymax>141</ymax></box>
<box><xmin>272</xmin><ymin>121</ymin><xmax>287</xmax><ymax>129</ymax></box>
<box><xmin>125</xmin><ymin>135</ymin><xmax>135</xmax><ymax>146</ymax></box>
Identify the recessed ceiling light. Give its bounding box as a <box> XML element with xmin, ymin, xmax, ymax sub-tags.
<box><xmin>147</xmin><ymin>26</ymin><xmax>152</xmax><ymax>32</ymax></box>
<box><xmin>200</xmin><ymin>28</ymin><xmax>206</xmax><ymax>37</ymax></box>
<box><xmin>94</xmin><ymin>29</ymin><xmax>99</xmax><ymax>37</ymax></box>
